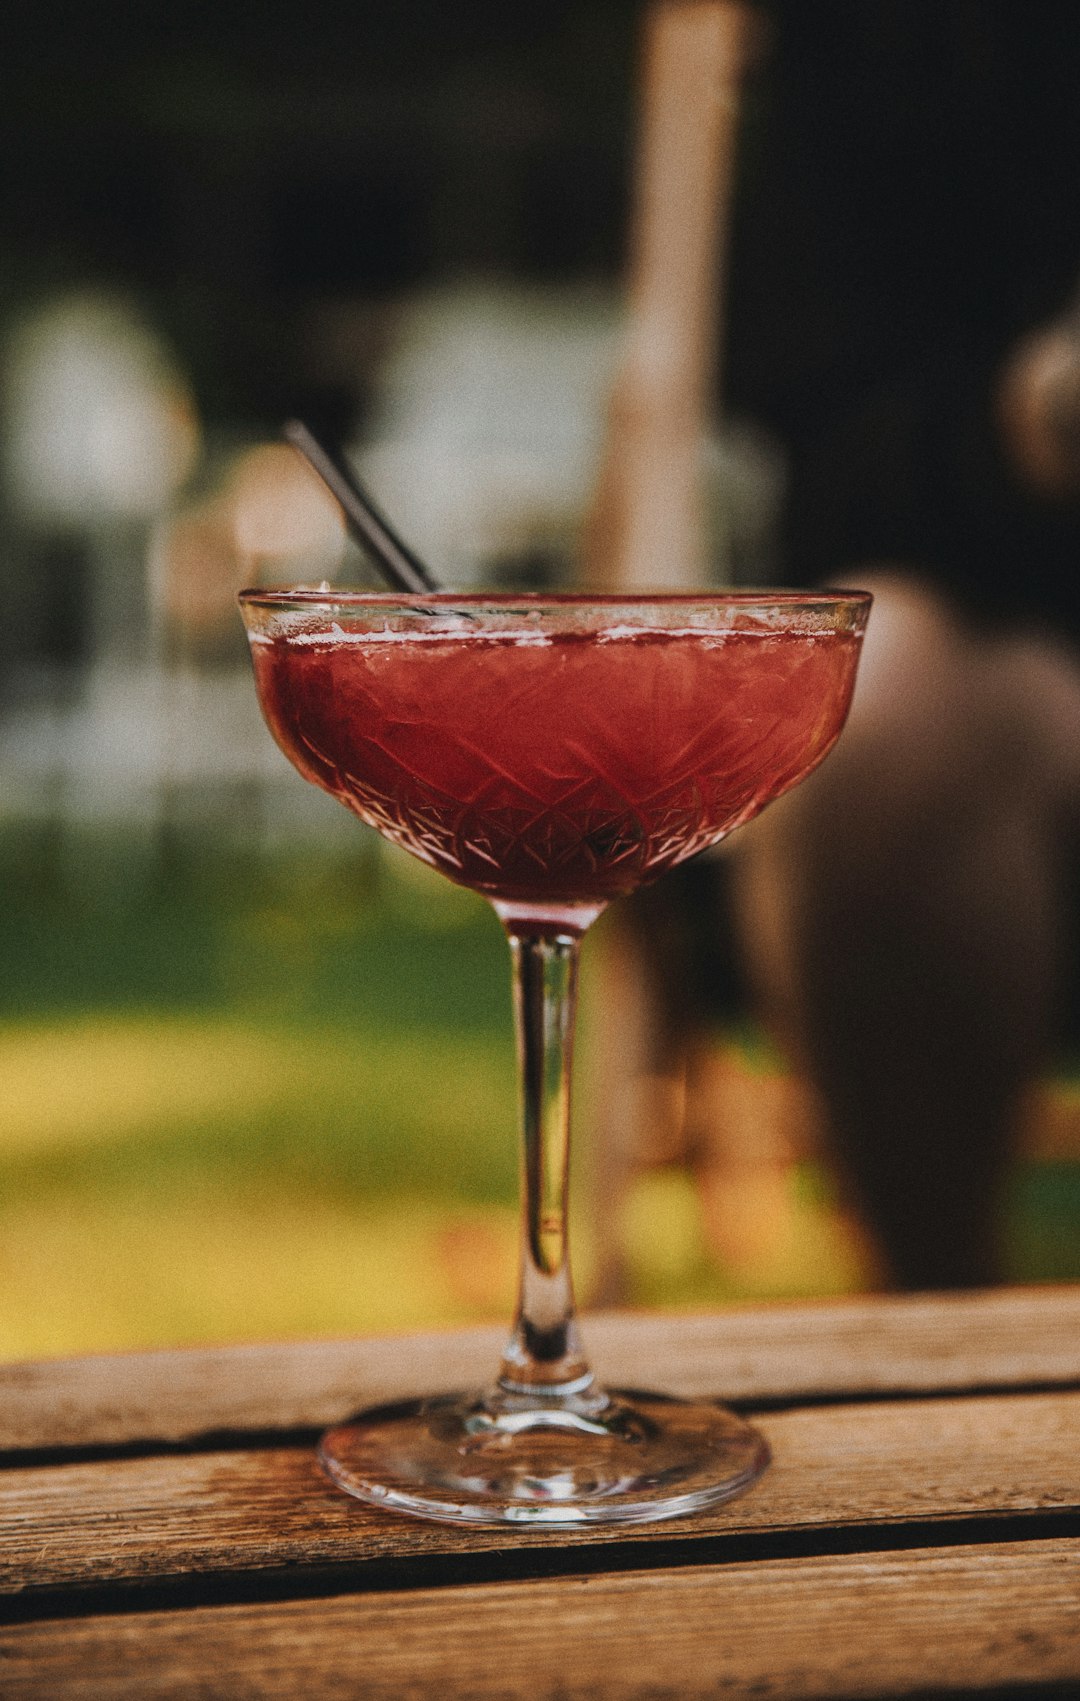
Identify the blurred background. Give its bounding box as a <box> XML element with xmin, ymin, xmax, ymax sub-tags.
<box><xmin>2</xmin><ymin>0</ymin><xmax>1080</xmax><ymax>1360</ymax></box>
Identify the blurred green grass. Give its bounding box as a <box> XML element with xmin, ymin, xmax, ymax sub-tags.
<box><xmin>0</xmin><ymin>822</ymin><xmax>1077</xmax><ymax>1361</ymax></box>
<box><xmin>0</xmin><ymin>824</ymin><xmax>526</xmax><ymax>1355</ymax></box>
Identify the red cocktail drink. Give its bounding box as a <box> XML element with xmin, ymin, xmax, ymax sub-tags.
<box><xmin>250</xmin><ymin>600</ymin><xmax>862</xmax><ymax>925</ymax></box>
<box><xmin>239</xmin><ymin>589</ymin><xmax>871</xmax><ymax>1528</ymax></box>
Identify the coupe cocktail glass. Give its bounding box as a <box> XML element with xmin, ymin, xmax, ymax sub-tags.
<box><xmin>239</xmin><ymin>589</ymin><xmax>870</xmax><ymax>1526</ymax></box>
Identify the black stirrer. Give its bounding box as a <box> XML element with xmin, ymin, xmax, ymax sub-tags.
<box><xmin>283</xmin><ymin>419</ymin><xmax>440</xmax><ymax>594</ymax></box>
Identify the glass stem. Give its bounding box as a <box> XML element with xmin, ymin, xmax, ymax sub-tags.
<box><xmin>497</xmin><ymin>925</ymin><xmax>598</xmax><ymax>1404</ymax></box>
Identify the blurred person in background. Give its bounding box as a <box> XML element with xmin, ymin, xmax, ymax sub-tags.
<box><xmin>701</xmin><ymin>1</ymin><xmax>1080</xmax><ymax>1289</ymax></box>
<box><xmin>5</xmin><ymin>0</ymin><xmax>1080</xmax><ymax>1298</ymax></box>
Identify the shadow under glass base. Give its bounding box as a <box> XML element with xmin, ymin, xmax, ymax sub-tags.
<box><xmin>319</xmin><ymin>1388</ymin><xmax>769</xmax><ymax>1527</ymax></box>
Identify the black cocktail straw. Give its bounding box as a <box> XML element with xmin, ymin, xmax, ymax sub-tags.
<box><xmin>283</xmin><ymin>419</ymin><xmax>440</xmax><ymax>594</ymax></box>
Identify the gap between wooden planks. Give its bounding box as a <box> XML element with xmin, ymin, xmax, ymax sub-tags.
<box><xmin>0</xmin><ymin>1389</ymin><xmax>1077</xmax><ymax>1600</ymax></box>
<box><xmin>1</xmin><ymin>1539</ymin><xmax>1078</xmax><ymax>1700</ymax></box>
<box><xmin>3</xmin><ymin>1288</ymin><xmax>1080</xmax><ymax>1452</ymax></box>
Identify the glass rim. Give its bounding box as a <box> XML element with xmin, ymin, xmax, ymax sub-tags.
<box><xmin>238</xmin><ymin>585</ymin><xmax>873</xmax><ymax>612</ymax></box>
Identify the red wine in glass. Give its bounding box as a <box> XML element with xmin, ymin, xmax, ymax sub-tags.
<box><xmin>241</xmin><ymin>589</ymin><xmax>871</xmax><ymax>1526</ymax></box>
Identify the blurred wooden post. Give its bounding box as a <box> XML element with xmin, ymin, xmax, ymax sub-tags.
<box><xmin>585</xmin><ymin>0</ymin><xmax>755</xmax><ymax>1303</ymax></box>
<box><xmin>584</xmin><ymin>0</ymin><xmax>753</xmax><ymax>591</ymax></box>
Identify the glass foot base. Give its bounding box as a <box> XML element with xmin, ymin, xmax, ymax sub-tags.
<box><xmin>319</xmin><ymin>1388</ymin><xmax>770</xmax><ymax>1527</ymax></box>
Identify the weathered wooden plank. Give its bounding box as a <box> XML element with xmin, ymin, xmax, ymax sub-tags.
<box><xmin>1</xmin><ymin>1538</ymin><xmax>1077</xmax><ymax>1699</ymax></box>
<box><xmin>3</xmin><ymin>1287</ymin><xmax>1080</xmax><ymax>1451</ymax></box>
<box><xmin>1</xmin><ymin>1391</ymin><xmax>1077</xmax><ymax>1596</ymax></box>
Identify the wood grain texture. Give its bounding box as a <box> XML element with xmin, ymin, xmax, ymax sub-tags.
<box><xmin>1</xmin><ymin>1390</ymin><xmax>1077</xmax><ymax>1596</ymax></box>
<box><xmin>4</xmin><ymin>1288</ymin><xmax>1080</xmax><ymax>1451</ymax></box>
<box><xmin>2</xmin><ymin>1538</ymin><xmax>1078</xmax><ymax>1699</ymax></box>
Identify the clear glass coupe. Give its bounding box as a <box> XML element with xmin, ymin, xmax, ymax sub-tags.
<box><xmin>239</xmin><ymin>588</ymin><xmax>871</xmax><ymax>1527</ymax></box>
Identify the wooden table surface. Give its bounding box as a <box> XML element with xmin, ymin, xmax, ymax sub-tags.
<box><xmin>2</xmin><ymin>1288</ymin><xmax>1079</xmax><ymax>1698</ymax></box>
